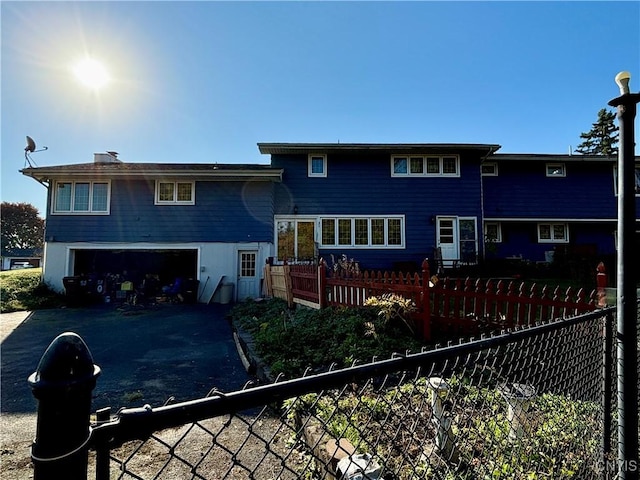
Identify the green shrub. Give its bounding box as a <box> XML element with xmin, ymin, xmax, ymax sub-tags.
<box><xmin>228</xmin><ymin>298</ymin><xmax>424</xmax><ymax>378</ymax></box>
<box><xmin>0</xmin><ymin>268</ymin><xmax>65</xmax><ymax>313</ymax></box>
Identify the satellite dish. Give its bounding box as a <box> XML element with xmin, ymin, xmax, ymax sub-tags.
<box><xmin>25</xmin><ymin>136</ymin><xmax>36</xmax><ymax>153</ymax></box>
<box><xmin>24</xmin><ymin>135</ymin><xmax>48</xmax><ymax>168</ymax></box>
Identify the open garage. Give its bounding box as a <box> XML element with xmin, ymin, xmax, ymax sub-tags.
<box><xmin>66</xmin><ymin>248</ymin><xmax>199</xmax><ymax>302</ymax></box>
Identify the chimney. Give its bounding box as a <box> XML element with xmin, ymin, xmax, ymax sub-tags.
<box><xmin>94</xmin><ymin>151</ymin><xmax>121</xmax><ymax>164</ymax></box>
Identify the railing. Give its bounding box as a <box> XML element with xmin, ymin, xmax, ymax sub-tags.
<box><xmin>28</xmin><ymin>306</ymin><xmax>639</xmax><ymax>479</ymax></box>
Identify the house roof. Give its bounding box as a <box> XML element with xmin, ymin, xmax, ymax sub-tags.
<box><xmin>490</xmin><ymin>153</ymin><xmax>639</xmax><ymax>162</ymax></box>
<box><xmin>258</xmin><ymin>142</ymin><xmax>502</xmax><ymax>156</ymax></box>
<box><xmin>20</xmin><ymin>162</ymin><xmax>284</xmax><ymax>182</ymax></box>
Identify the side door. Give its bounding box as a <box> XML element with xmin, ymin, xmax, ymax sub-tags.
<box><xmin>236</xmin><ymin>250</ymin><xmax>258</xmax><ymax>301</ymax></box>
<box><xmin>436</xmin><ymin>217</ymin><xmax>459</xmax><ymax>267</ymax></box>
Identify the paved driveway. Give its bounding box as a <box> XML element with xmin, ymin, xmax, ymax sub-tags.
<box><xmin>1</xmin><ymin>303</ymin><xmax>251</xmax><ymax>414</ymax></box>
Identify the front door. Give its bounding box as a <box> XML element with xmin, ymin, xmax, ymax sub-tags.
<box><xmin>437</xmin><ymin>217</ymin><xmax>478</xmax><ymax>266</ymax></box>
<box><xmin>237</xmin><ymin>250</ymin><xmax>258</xmax><ymax>301</ymax></box>
<box><xmin>436</xmin><ymin>217</ymin><xmax>458</xmax><ymax>267</ymax></box>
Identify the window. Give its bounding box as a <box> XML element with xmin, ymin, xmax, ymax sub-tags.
<box><xmin>338</xmin><ymin>219</ymin><xmax>352</xmax><ymax>246</ymax></box>
<box><xmin>155</xmin><ymin>181</ymin><xmax>195</xmax><ymax>204</ymax></box>
<box><xmin>320</xmin><ymin>216</ymin><xmax>405</xmax><ymax>248</ymax></box>
<box><xmin>613</xmin><ymin>165</ymin><xmax>640</xmax><ymax>195</ymax></box>
<box><xmin>53</xmin><ymin>181</ymin><xmax>110</xmax><ymax>214</ymax></box>
<box><xmin>275</xmin><ymin>216</ymin><xmax>405</xmax><ymax>258</ymax></box>
<box><xmin>546</xmin><ymin>163</ymin><xmax>566</xmax><ymax>177</ymax></box>
<box><xmin>481</xmin><ymin>163</ymin><xmax>498</xmax><ymax>176</ymax></box>
<box><xmin>321</xmin><ymin>219</ymin><xmax>336</xmax><ymax>245</ymax></box>
<box><xmin>537</xmin><ymin>223</ymin><xmax>569</xmax><ymax>243</ymax></box>
<box><xmin>308</xmin><ymin>154</ymin><xmax>327</xmax><ymax>177</ymax></box>
<box><xmin>484</xmin><ymin>222</ymin><xmax>502</xmax><ymax>243</ymax></box>
<box><xmin>391</xmin><ymin>155</ymin><xmax>459</xmax><ymax>177</ymax></box>
<box><xmin>393</xmin><ymin>157</ymin><xmax>408</xmax><ymax>174</ymax></box>
<box><xmin>239</xmin><ymin>252</ymin><xmax>257</xmax><ymax>277</ymax></box>
<box><xmin>276</xmin><ymin>219</ymin><xmax>316</xmax><ymax>260</ymax></box>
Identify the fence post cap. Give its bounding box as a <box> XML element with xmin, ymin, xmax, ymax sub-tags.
<box><xmin>28</xmin><ymin>332</ymin><xmax>101</xmax><ymax>393</ymax></box>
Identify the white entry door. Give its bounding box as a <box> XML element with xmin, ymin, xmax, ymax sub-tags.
<box><xmin>237</xmin><ymin>250</ymin><xmax>259</xmax><ymax>300</ymax></box>
<box><xmin>436</xmin><ymin>217</ymin><xmax>459</xmax><ymax>267</ymax></box>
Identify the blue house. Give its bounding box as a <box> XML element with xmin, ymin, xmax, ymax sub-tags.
<box><xmin>482</xmin><ymin>153</ymin><xmax>633</xmax><ymax>266</ymax></box>
<box><xmin>259</xmin><ymin>143</ymin><xmax>500</xmax><ymax>271</ymax></box>
<box><xmin>258</xmin><ymin>143</ymin><xmax>639</xmax><ymax>274</ymax></box>
<box><xmin>21</xmin><ymin>152</ymin><xmax>283</xmax><ymax>301</ymax></box>
<box><xmin>21</xmin><ymin>146</ymin><xmax>639</xmax><ymax>301</ymax></box>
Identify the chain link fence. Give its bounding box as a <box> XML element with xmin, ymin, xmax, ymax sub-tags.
<box><xmin>85</xmin><ymin>306</ymin><xmax>632</xmax><ymax>480</ymax></box>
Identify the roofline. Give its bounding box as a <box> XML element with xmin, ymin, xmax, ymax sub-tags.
<box><xmin>490</xmin><ymin>153</ymin><xmax>640</xmax><ymax>162</ymax></box>
<box><xmin>258</xmin><ymin>142</ymin><xmax>502</xmax><ymax>155</ymax></box>
<box><xmin>20</xmin><ymin>164</ymin><xmax>284</xmax><ymax>183</ymax></box>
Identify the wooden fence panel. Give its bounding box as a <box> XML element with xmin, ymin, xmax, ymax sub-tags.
<box><xmin>289</xmin><ymin>264</ymin><xmax>321</xmax><ymax>308</ymax></box>
<box><xmin>264</xmin><ymin>263</ymin><xmax>293</xmax><ymax>307</ymax></box>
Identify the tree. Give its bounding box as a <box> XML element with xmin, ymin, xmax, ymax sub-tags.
<box><xmin>575</xmin><ymin>108</ymin><xmax>618</xmax><ymax>156</ymax></box>
<box><xmin>1</xmin><ymin>202</ymin><xmax>44</xmax><ymax>252</ymax></box>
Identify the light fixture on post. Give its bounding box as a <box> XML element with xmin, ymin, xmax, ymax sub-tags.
<box><xmin>607</xmin><ymin>70</ymin><xmax>640</xmax><ymax>480</ymax></box>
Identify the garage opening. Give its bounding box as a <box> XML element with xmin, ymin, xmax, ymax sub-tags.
<box><xmin>73</xmin><ymin>249</ymin><xmax>198</xmax><ymax>288</ymax></box>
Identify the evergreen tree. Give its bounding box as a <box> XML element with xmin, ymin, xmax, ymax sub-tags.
<box><xmin>575</xmin><ymin>108</ymin><xmax>618</xmax><ymax>156</ymax></box>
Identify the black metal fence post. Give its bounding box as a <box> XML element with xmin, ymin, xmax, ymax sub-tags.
<box><xmin>608</xmin><ymin>72</ymin><xmax>640</xmax><ymax>480</ymax></box>
<box><xmin>28</xmin><ymin>332</ymin><xmax>101</xmax><ymax>479</ymax></box>
<box><xmin>603</xmin><ymin>311</ymin><xmax>614</xmax><ymax>478</ymax></box>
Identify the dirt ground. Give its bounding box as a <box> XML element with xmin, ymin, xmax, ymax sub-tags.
<box><xmin>0</xmin><ymin>304</ymin><xmax>259</xmax><ymax>479</ymax></box>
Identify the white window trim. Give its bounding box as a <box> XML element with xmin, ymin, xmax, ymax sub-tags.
<box><xmin>481</xmin><ymin>162</ymin><xmax>498</xmax><ymax>176</ymax></box>
<box><xmin>545</xmin><ymin>163</ymin><xmax>566</xmax><ymax>177</ymax></box>
<box><xmin>537</xmin><ymin>223</ymin><xmax>569</xmax><ymax>243</ymax></box>
<box><xmin>319</xmin><ymin>215</ymin><xmax>405</xmax><ymax>249</ymax></box>
<box><xmin>391</xmin><ymin>155</ymin><xmax>460</xmax><ymax>177</ymax></box>
<box><xmin>51</xmin><ymin>180</ymin><xmax>111</xmax><ymax>215</ymax></box>
<box><xmin>484</xmin><ymin>222</ymin><xmax>502</xmax><ymax>243</ymax></box>
<box><xmin>308</xmin><ymin>154</ymin><xmax>327</xmax><ymax>178</ymax></box>
<box><xmin>155</xmin><ymin>180</ymin><xmax>195</xmax><ymax>205</ymax></box>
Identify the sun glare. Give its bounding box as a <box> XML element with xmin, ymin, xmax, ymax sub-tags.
<box><xmin>73</xmin><ymin>57</ymin><xmax>110</xmax><ymax>90</ymax></box>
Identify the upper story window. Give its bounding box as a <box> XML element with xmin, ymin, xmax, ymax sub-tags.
<box><xmin>546</xmin><ymin>163</ymin><xmax>566</xmax><ymax>177</ymax></box>
<box><xmin>481</xmin><ymin>163</ymin><xmax>498</xmax><ymax>176</ymax></box>
<box><xmin>53</xmin><ymin>181</ymin><xmax>110</xmax><ymax>214</ymax></box>
<box><xmin>155</xmin><ymin>181</ymin><xmax>195</xmax><ymax>205</ymax></box>
<box><xmin>537</xmin><ymin>223</ymin><xmax>569</xmax><ymax>243</ymax></box>
<box><xmin>391</xmin><ymin>155</ymin><xmax>459</xmax><ymax>177</ymax></box>
<box><xmin>308</xmin><ymin>154</ymin><xmax>327</xmax><ymax>177</ymax></box>
<box><xmin>613</xmin><ymin>165</ymin><xmax>640</xmax><ymax>196</ymax></box>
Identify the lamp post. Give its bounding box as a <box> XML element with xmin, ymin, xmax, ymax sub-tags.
<box><xmin>608</xmin><ymin>71</ymin><xmax>640</xmax><ymax>479</ymax></box>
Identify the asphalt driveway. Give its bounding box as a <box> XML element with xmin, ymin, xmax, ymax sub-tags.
<box><xmin>1</xmin><ymin>303</ymin><xmax>251</xmax><ymax>414</ymax></box>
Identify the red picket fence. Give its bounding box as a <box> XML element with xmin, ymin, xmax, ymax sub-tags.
<box><xmin>321</xmin><ymin>260</ymin><xmax>431</xmax><ymax>339</ymax></box>
<box><xmin>431</xmin><ymin>277</ymin><xmax>598</xmax><ymax>336</ymax></box>
<box><xmin>263</xmin><ymin>258</ymin><xmax>599</xmax><ymax>341</ymax></box>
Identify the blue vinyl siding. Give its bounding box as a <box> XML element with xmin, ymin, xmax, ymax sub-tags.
<box><xmin>272</xmin><ymin>151</ymin><xmax>484</xmax><ymax>270</ymax></box>
<box><xmin>46</xmin><ymin>179</ymin><xmax>274</xmax><ymax>243</ymax></box>
<box><xmin>483</xmin><ymin>161</ymin><xmax>618</xmax><ymax>219</ymax></box>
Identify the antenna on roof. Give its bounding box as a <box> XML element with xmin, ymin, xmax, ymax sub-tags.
<box><xmin>24</xmin><ymin>136</ymin><xmax>48</xmax><ymax>168</ymax></box>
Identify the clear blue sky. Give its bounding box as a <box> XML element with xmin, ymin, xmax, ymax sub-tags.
<box><xmin>2</xmin><ymin>1</ymin><xmax>639</xmax><ymax>216</ymax></box>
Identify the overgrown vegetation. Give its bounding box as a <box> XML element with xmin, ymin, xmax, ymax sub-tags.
<box><xmin>227</xmin><ymin>297</ymin><xmax>424</xmax><ymax>378</ymax></box>
<box><xmin>285</xmin><ymin>376</ymin><xmax>600</xmax><ymax>479</ymax></box>
<box><xmin>0</xmin><ymin>268</ymin><xmax>65</xmax><ymax>313</ymax></box>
